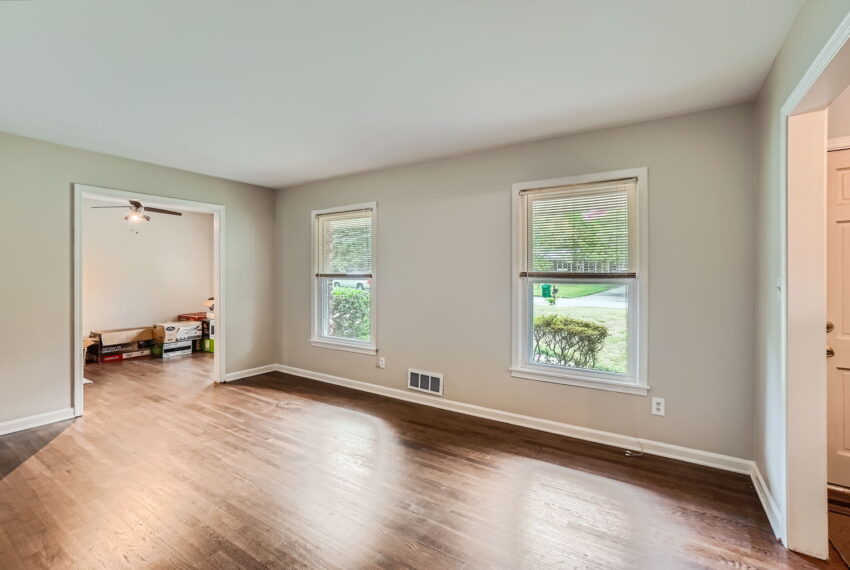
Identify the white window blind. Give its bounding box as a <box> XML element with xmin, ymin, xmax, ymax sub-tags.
<box><xmin>316</xmin><ymin>209</ymin><xmax>372</xmax><ymax>277</ymax></box>
<box><xmin>521</xmin><ymin>178</ymin><xmax>636</xmax><ymax>277</ymax></box>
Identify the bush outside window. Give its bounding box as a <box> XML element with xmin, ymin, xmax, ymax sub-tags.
<box><xmin>513</xmin><ymin>171</ymin><xmax>645</xmax><ymax>392</ymax></box>
<box><xmin>312</xmin><ymin>205</ymin><xmax>376</xmax><ymax>352</ymax></box>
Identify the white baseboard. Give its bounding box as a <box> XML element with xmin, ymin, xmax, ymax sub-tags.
<box><xmin>275</xmin><ymin>364</ymin><xmax>752</xmax><ymax>469</ymax></box>
<box><xmin>227</xmin><ymin>363</ymin><xmax>787</xmax><ymax>541</ymax></box>
<box><xmin>0</xmin><ymin>407</ymin><xmax>75</xmax><ymax>437</ymax></box>
<box><xmin>224</xmin><ymin>364</ymin><xmax>279</xmax><ymax>382</ymax></box>
<box><xmin>638</xmin><ymin>439</ymin><xmax>752</xmax><ymax>474</ymax></box>
<box><xmin>750</xmin><ymin>462</ymin><xmax>783</xmax><ymax>540</ymax></box>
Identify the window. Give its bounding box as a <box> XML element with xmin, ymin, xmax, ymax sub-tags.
<box><xmin>311</xmin><ymin>203</ymin><xmax>377</xmax><ymax>354</ymax></box>
<box><xmin>511</xmin><ymin>169</ymin><xmax>648</xmax><ymax>395</ymax></box>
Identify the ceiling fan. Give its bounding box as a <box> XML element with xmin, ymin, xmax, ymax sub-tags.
<box><xmin>91</xmin><ymin>199</ymin><xmax>182</xmax><ymax>223</ymax></box>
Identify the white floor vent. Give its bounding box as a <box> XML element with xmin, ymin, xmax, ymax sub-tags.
<box><xmin>408</xmin><ymin>368</ymin><xmax>443</xmax><ymax>396</ymax></box>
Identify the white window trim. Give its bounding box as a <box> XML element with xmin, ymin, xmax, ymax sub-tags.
<box><xmin>309</xmin><ymin>202</ymin><xmax>378</xmax><ymax>355</ymax></box>
<box><xmin>510</xmin><ymin>168</ymin><xmax>649</xmax><ymax>396</ymax></box>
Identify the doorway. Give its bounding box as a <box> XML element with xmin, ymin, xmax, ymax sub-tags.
<box><xmin>72</xmin><ymin>184</ymin><xmax>226</xmax><ymax>416</ymax></box>
<box><xmin>784</xmin><ymin>16</ymin><xmax>850</xmax><ymax>557</ymax></box>
<box><xmin>826</xmin><ymin>143</ymin><xmax>850</xmax><ymax>566</ymax></box>
<box><xmin>828</xmin><ymin>146</ymin><xmax>850</xmax><ymax>490</ymax></box>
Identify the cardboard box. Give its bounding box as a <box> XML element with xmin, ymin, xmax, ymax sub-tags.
<box><xmin>99</xmin><ymin>342</ymin><xmax>133</xmax><ymax>355</ymax></box>
<box><xmin>177</xmin><ymin>312</ymin><xmax>208</xmax><ymax>322</ymax></box>
<box><xmin>192</xmin><ymin>338</ymin><xmax>205</xmax><ymax>352</ymax></box>
<box><xmin>86</xmin><ymin>333</ymin><xmax>153</xmax><ymax>363</ymax></box>
<box><xmin>90</xmin><ymin>327</ymin><xmax>153</xmax><ymax>346</ymax></box>
<box><xmin>202</xmin><ymin>319</ymin><xmax>214</xmax><ymax>339</ymax></box>
<box><xmin>121</xmin><ymin>350</ymin><xmax>151</xmax><ymax>360</ymax></box>
<box><xmin>99</xmin><ymin>340</ymin><xmax>153</xmax><ymax>355</ymax></box>
<box><xmin>153</xmin><ymin>322</ymin><xmax>202</xmax><ymax>343</ymax></box>
<box><xmin>151</xmin><ymin>341</ymin><xmax>193</xmax><ymax>359</ymax></box>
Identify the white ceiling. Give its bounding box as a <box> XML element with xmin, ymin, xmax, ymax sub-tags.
<box><xmin>0</xmin><ymin>0</ymin><xmax>801</xmax><ymax>188</ymax></box>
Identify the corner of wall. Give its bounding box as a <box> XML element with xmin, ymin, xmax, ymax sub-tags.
<box><xmin>274</xmin><ymin>187</ymin><xmax>287</xmax><ymax>366</ymax></box>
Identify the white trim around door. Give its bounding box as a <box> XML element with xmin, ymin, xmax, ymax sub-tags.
<box><xmin>828</xmin><ymin>136</ymin><xmax>850</xmax><ymax>152</ymax></box>
<box><xmin>72</xmin><ymin>184</ymin><xmax>227</xmax><ymax>417</ymax></box>
<box><xmin>779</xmin><ymin>8</ymin><xmax>850</xmax><ymax>557</ymax></box>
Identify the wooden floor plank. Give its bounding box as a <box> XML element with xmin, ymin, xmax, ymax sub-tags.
<box><xmin>0</xmin><ymin>354</ymin><xmax>842</xmax><ymax>568</ymax></box>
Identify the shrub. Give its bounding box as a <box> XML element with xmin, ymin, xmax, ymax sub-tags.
<box><xmin>532</xmin><ymin>314</ymin><xmax>608</xmax><ymax>368</ymax></box>
<box><xmin>330</xmin><ymin>287</ymin><xmax>370</xmax><ymax>341</ymax></box>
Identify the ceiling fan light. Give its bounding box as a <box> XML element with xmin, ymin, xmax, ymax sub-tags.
<box><xmin>124</xmin><ymin>212</ymin><xmax>149</xmax><ymax>223</ymax></box>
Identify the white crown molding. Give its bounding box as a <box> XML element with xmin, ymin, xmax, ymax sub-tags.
<box><xmin>828</xmin><ymin>136</ymin><xmax>850</xmax><ymax>151</ymax></box>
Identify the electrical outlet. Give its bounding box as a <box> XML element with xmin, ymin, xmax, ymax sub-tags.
<box><xmin>651</xmin><ymin>397</ymin><xmax>665</xmax><ymax>416</ymax></box>
<box><xmin>377</xmin><ymin>356</ymin><xmax>386</xmax><ymax>369</ymax></box>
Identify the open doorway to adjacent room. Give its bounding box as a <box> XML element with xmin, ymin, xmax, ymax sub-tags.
<box><xmin>72</xmin><ymin>185</ymin><xmax>226</xmax><ymax>416</ymax></box>
<box><xmin>784</xmin><ymin>15</ymin><xmax>850</xmax><ymax>561</ymax></box>
<box><xmin>823</xmin><ymin>87</ymin><xmax>850</xmax><ymax>565</ymax></box>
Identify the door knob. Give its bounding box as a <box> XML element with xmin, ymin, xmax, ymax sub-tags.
<box><xmin>828</xmin><ymin>347</ymin><xmax>835</xmax><ymax>358</ymax></box>
<box><xmin>828</xmin><ymin>321</ymin><xmax>834</xmax><ymax>333</ymax></box>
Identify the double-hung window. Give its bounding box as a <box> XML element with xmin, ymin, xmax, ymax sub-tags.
<box><xmin>511</xmin><ymin>169</ymin><xmax>648</xmax><ymax>395</ymax></box>
<box><xmin>311</xmin><ymin>203</ymin><xmax>377</xmax><ymax>355</ymax></box>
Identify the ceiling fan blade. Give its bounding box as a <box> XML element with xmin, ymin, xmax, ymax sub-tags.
<box><xmin>145</xmin><ymin>207</ymin><xmax>183</xmax><ymax>216</ymax></box>
<box><xmin>129</xmin><ymin>200</ymin><xmax>143</xmax><ymax>208</ymax></box>
<box><xmin>91</xmin><ymin>206</ymin><xmax>130</xmax><ymax>208</ymax></box>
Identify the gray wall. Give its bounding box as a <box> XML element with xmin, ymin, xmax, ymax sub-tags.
<box><xmin>277</xmin><ymin>103</ymin><xmax>756</xmax><ymax>458</ymax></box>
<box><xmin>753</xmin><ymin>0</ymin><xmax>850</xmax><ymax>531</ymax></box>
<box><xmin>0</xmin><ymin>131</ymin><xmax>277</xmax><ymax>424</ymax></box>
<box><xmin>829</xmin><ymin>86</ymin><xmax>850</xmax><ymax>137</ymax></box>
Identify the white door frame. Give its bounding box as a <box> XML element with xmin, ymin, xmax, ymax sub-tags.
<box><xmin>72</xmin><ymin>184</ymin><xmax>226</xmax><ymax>416</ymax></box>
<box><xmin>781</xmin><ymin>11</ymin><xmax>850</xmax><ymax>558</ymax></box>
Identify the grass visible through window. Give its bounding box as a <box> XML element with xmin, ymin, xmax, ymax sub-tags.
<box><xmin>531</xmin><ymin>283</ymin><xmax>616</xmax><ymax>298</ymax></box>
<box><xmin>532</xmin><ymin>284</ymin><xmax>628</xmax><ymax>374</ymax></box>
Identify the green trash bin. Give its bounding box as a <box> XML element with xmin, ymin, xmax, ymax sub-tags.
<box><xmin>541</xmin><ymin>283</ymin><xmax>552</xmax><ymax>298</ymax></box>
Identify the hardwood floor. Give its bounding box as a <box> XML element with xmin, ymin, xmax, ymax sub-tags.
<box><xmin>0</xmin><ymin>355</ymin><xmax>843</xmax><ymax>569</ymax></box>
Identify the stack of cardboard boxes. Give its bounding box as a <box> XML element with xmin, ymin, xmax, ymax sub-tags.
<box><xmin>177</xmin><ymin>312</ymin><xmax>215</xmax><ymax>353</ymax></box>
<box><xmin>85</xmin><ymin>307</ymin><xmax>216</xmax><ymax>364</ymax></box>
<box><xmin>87</xmin><ymin>327</ymin><xmax>154</xmax><ymax>363</ymax></box>
<box><xmin>151</xmin><ymin>321</ymin><xmax>203</xmax><ymax>358</ymax></box>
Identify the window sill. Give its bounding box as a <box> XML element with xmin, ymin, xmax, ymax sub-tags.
<box><xmin>509</xmin><ymin>367</ymin><xmax>649</xmax><ymax>396</ymax></box>
<box><xmin>309</xmin><ymin>338</ymin><xmax>377</xmax><ymax>355</ymax></box>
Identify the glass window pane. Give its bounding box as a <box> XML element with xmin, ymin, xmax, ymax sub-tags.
<box><xmin>320</xmin><ymin>277</ymin><xmax>372</xmax><ymax>342</ymax></box>
<box><xmin>529</xmin><ymin>282</ymin><xmax>629</xmax><ymax>374</ymax></box>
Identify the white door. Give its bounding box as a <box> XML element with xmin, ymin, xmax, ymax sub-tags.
<box><xmin>827</xmin><ymin>148</ymin><xmax>850</xmax><ymax>487</ymax></box>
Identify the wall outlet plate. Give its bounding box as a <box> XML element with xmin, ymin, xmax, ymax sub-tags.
<box><xmin>651</xmin><ymin>397</ymin><xmax>665</xmax><ymax>416</ymax></box>
<box><xmin>377</xmin><ymin>356</ymin><xmax>386</xmax><ymax>369</ymax></box>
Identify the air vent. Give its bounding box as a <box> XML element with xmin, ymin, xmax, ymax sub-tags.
<box><xmin>408</xmin><ymin>368</ymin><xmax>443</xmax><ymax>396</ymax></box>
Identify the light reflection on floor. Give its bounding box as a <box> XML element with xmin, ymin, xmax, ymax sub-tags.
<box><xmin>1</xmin><ymin>360</ymin><xmax>794</xmax><ymax>568</ymax></box>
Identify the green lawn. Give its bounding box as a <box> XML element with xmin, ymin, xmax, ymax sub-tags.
<box><xmin>533</xmin><ymin>303</ymin><xmax>628</xmax><ymax>374</ymax></box>
<box><xmin>532</xmin><ymin>283</ymin><xmax>617</xmax><ymax>299</ymax></box>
